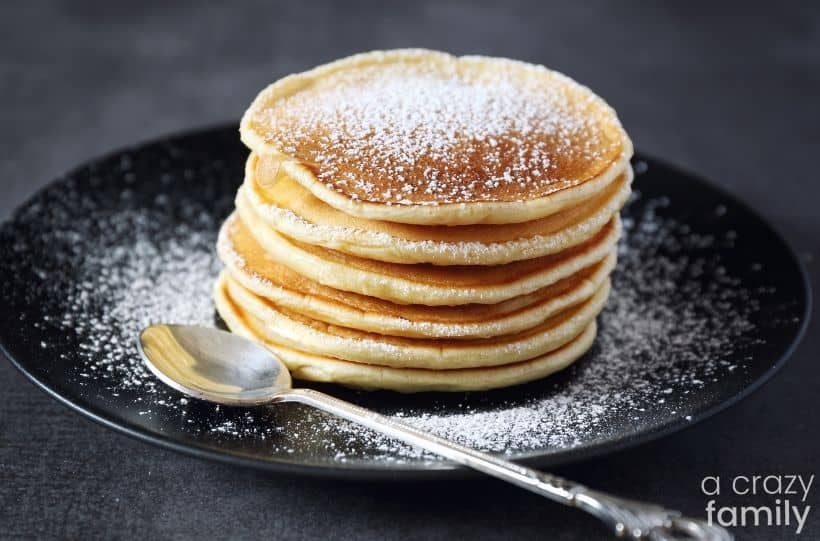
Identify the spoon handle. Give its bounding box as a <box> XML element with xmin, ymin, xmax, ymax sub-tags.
<box><xmin>281</xmin><ymin>388</ymin><xmax>731</xmax><ymax>541</ymax></box>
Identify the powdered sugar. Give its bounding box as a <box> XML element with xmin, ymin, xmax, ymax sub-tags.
<box><xmin>64</xmin><ymin>215</ymin><xmax>221</xmax><ymax>390</ymax></box>
<box><xmin>252</xmin><ymin>59</ymin><xmax>625</xmax><ymax>205</ymax></box>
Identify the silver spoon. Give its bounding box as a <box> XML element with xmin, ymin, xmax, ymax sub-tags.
<box><xmin>138</xmin><ymin>324</ymin><xmax>731</xmax><ymax>541</ymax></box>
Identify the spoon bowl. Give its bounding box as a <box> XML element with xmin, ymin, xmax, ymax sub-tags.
<box><xmin>138</xmin><ymin>324</ymin><xmax>292</xmax><ymax>406</ymax></box>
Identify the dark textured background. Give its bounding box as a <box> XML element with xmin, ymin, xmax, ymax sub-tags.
<box><xmin>1</xmin><ymin>1</ymin><xmax>818</xmax><ymax>539</ymax></box>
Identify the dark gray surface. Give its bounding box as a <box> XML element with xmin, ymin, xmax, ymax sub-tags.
<box><xmin>0</xmin><ymin>1</ymin><xmax>817</xmax><ymax>539</ymax></box>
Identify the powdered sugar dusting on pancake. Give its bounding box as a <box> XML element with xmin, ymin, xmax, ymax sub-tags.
<box><xmin>251</xmin><ymin>59</ymin><xmax>625</xmax><ymax>206</ymax></box>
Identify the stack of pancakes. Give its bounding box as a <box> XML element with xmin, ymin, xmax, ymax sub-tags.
<box><xmin>215</xmin><ymin>50</ymin><xmax>633</xmax><ymax>392</ymax></box>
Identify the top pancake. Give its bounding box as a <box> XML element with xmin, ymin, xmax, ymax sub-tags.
<box><xmin>240</xmin><ymin>49</ymin><xmax>632</xmax><ymax>225</ymax></box>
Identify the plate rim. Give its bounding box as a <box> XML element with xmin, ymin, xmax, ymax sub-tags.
<box><xmin>0</xmin><ymin>123</ymin><xmax>812</xmax><ymax>480</ymax></box>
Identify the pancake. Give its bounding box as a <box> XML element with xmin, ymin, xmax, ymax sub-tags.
<box><xmin>216</xmin><ymin>49</ymin><xmax>633</xmax><ymax>391</ymax></box>
<box><xmin>220</xmin><ymin>271</ymin><xmax>609</xmax><ymax>369</ymax></box>
<box><xmin>242</xmin><ymin>153</ymin><xmax>632</xmax><ymax>265</ymax></box>
<box><xmin>218</xmin><ymin>213</ymin><xmax>616</xmax><ymax>338</ymax></box>
<box><xmin>236</xmin><ymin>194</ymin><xmax>621</xmax><ymax>306</ymax></box>
<box><xmin>240</xmin><ymin>49</ymin><xmax>633</xmax><ymax>225</ymax></box>
<box><xmin>215</xmin><ymin>278</ymin><xmax>597</xmax><ymax>392</ymax></box>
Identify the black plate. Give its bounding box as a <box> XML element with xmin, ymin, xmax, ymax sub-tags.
<box><xmin>0</xmin><ymin>125</ymin><xmax>810</xmax><ymax>479</ymax></box>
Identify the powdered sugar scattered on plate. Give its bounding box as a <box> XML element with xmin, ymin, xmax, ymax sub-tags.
<box><xmin>44</xmin><ymin>185</ymin><xmax>760</xmax><ymax>460</ymax></box>
<box><xmin>0</xmin><ymin>140</ymin><xmax>801</xmax><ymax>469</ymax></box>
